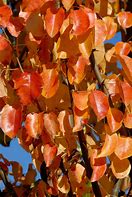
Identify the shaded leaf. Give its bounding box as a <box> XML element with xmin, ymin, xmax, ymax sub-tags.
<box><xmin>14</xmin><ymin>72</ymin><xmax>42</xmax><ymax>105</ymax></box>
<box><xmin>7</xmin><ymin>17</ymin><xmax>24</xmax><ymax>37</ymax></box>
<box><xmin>107</xmin><ymin>108</ymin><xmax>123</xmax><ymax>132</ymax></box>
<box><xmin>62</xmin><ymin>0</ymin><xmax>75</xmax><ymax>11</ymax></box>
<box><xmin>115</xmin><ymin>136</ymin><xmax>132</xmax><ymax>160</ymax></box>
<box><xmin>111</xmin><ymin>155</ymin><xmax>131</xmax><ymax>179</ymax></box>
<box><xmin>10</xmin><ymin>161</ymin><xmax>23</xmax><ymax>183</ymax></box>
<box><xmin>0</xmin><ymin>104</ymin><xmax>22</xmax><ymax>138</ymax></box>
<box><xmin>89</xmin><ymin>90</ymin><xmax>109</xmax><ymax>121</ymax></box>
<box><xmin>57</xmin><ymin>175</ymin><xmax>70</xmax><ymax>194</ymax></box>
<box><xmin>25</xmin><ymin>112</ymin><xmax>44</xmax><ymax>138</ymax></box>
<box><xmin>0</xmin><ymin>77</ymin><xmax>7</xmax><ymax>97</ymax></box>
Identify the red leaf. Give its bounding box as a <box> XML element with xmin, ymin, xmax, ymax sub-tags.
<box><xmin>42</xmin><ymin>143</ymin><xmax>57</xmax><ymax>167</ymax></box>
<box><xmin>45</xmin><ymin>7</ymin><xmax>65</xmax><ymax>38</ymax></box>
<box><xmin>0</xmin><ymin>35</ymin><xmax>12</xmax><ymax>65</ymax></box>
<box><xmin>14</xmin><ymin>72</ymin><xmax>42</xmax><ymax>105</ymax></box>
<box><xmin>111</xmin><ymin>155</ymin><xmax>131</xmax><ymax>179</ymax></box>
<box><xmin>90</xmin><ymin>149</ymin><xmax>107</xmax><ymax>182</ymax></box>
<box><xmin>119</xmin><ymin>80</ymin><xmax>132</xmax><ymax>106</ymax></box>
<box><xmin>117</xmin><ymin>11</ymin><xmax>132</xmax><ymax>28</ymax></box>
<box><xmin>107</xmin><ymin>108</ymin><xmax>123</xmax><ymax>132</ymax></box>
<box><xmin>89</xmin><ymin>90</ymin><xmax>109</xmax><ymax>121</ymax></box>
<box><xmin>25</xmin><ymin>113</ymin><xmax>44</xmax><ymax>138</ymax></box>
<box><xmin>7</xmin><ymin>17</ymin><xmax>24</xmax><ymax>37</ymax></box>
<box><xmin>62</xmin><ymin>0</ymin><xmax>75</xmax><ymax>11</ymax></box>
<box><xmin>22</xmin><ymin>0</ymin><xmax>45</xmax><ymax>13</ymax></box>
<box><xmin>0</xmin><ymin>104</ymin><xmax>22</xmax><ymax>138</ymax></box>
<box><xmin>41</xmin><ymin>68</ymin><xmax>59</xmax><ymax>98</ymax></box>
<box><xmin>72</xmin><ymin>91</ymin><xmax>89</xmax><ymax>111</ymax></box>
<box><xmin>115</xmin><ymin>136</ymin><xmax>132</xmax><ymax>160</ymax></box>
<box><xmin>97</xmin><ymin>133</ymin><xmax>118</xmax><ymax>158</ymax></box>
<box><xmin>0</xmin><ymin>5</ymin><xmax>12</xmax><ymax>28</ymax></box>
<box><xmin>70</xmin><ymin>7</ymin><xmax>95</xmax><ymax>36</ymax></box>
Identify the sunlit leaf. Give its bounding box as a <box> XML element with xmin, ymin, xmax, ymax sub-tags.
<box><xmin>95</xmin><ymin>19</ymin><xmax>107</xmax><ymax>46</ymax></box>
<box><xmin>14</xmin><ymin>72</ymin><xmax>42</xmax><ymax>105</ymax></box>
<box><xmin>119</xmin><ymin>80</ymin><xmax>132</xmax><ymax>106</ymax></box>
<box><xmin>45</xmin><ymin>7</ymin><xmax>65</xmax><ymax>38</ymax></box>
<box><xmin>89</xmin><ymin>90</ymin><xmax>109</xmax><ymax>121</ymax></box>
<box><xmin>117</xmin><ymin>11</ymin><xmax>132</xmax><ymax>28</ymax></box>
<box><xmin>72</xmin><ymin>91</ymin><xmax>89</xmax><ymax>111</ymax></box>
<box><xmin>25</xmin><ymin>112</ymin><xmax>44</xmax><ymax>138</ymax></box>
<box><xmin>41</xmin><ymin>68</ymin><xmax>59</xmax><ymax>98</ymax></box>
<box><xmin>115</xmin><ymin>136</ymin><xmax>132</xmax><ymax>160</ymax></box>
<box><xmin>115</xmin><ymin>42</ymin><xmax>131</xmax><ymax>56</ymax></box>
<box><xmin>123</xmin><ymin>112</ymin><xmax>132</xmax><ymax>129</ymax></box>
<box><xmin>97</xmin><ymin>133</ymin><xmax>118</xmax><ymax>158</ymax></box>
<box><xmin>107</xmin><ymin>108</ymin><xmax>123</xmax><ymax>132</ymax></box>
<box><xmin>0</xmin><ymin>104</ymin><xmax>22</xmax><ymax>138</ymax></box>
<box><xmin>70</xmin><ymin>7</ymin><xmax>95</xmax><ymax>36</ymax></box>
<box><xmin>111</xmin><ymin>155</ymin><xmax>131</xmax><ymax>179</ymax></box>
<box><xmin>103</xmin><ymin>16</ymin><xmax>117</xmax><ymax>40</ymax></box>
<box><xmin>42</xmin><ymin>143</ymin><xmax>57</xmax><ymax>167</ymax></box>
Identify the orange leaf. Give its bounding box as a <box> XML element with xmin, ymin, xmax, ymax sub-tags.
<box><xmin>0</xmin><ymin>77</ymin><xmax>7</xmax><ymax>97</ymax></box>
<box><xmin>107</xmin><ymin>108</ymin><xmax>123</xmax><ymax>132</ymax></box>
<box><xmin>14</xmin><ymin>72</ymin><xmax>42</xmax><ymax>105</ymax></box>
<box><xmin>25</xmin><ymin>112</ymin><xmax>44</xmax><ymax>138</ymax></box>
<box><xmin>70</xmin><ymin>7</ymin><xmax>95</xmax><ymax>36</ymax></box>
<box><xmin>0</xmin><ymin>104</ymin><xmax>22</xmax><ymax>138</ymax></box>
<box><xmin>123</xmin><ymin>112</ymin><xmax>132</xmax><ymax>129</ymax></box>
<box><xmin>111</xmin><ymin>155</ymin><xmax>131</xmax><ymax>179</ymax></box>
<box><xmin>72</xmin><ymin>91</ymin><xmax>89</xmax><ymax>111</ymax></box>
<box><xmin>119</xmin><ymin>80</ymin><xmax>132</xmax><ymax>106</ymax></box>
<box><xmin>115</xmin><ymin>136</ymin><xmax>132</xmax><ymax>160</ymax></box>
<box><xmin>22</xmin><ymin>0</ymin><xmax>45</xmax><ymax>13</ymax></box>
<box><xmin>7</xmin><ymin>17</ymin><xmax>24</xmax><ymax>37</ymax></box>
<box><xmin>89</xmin><ymin>90</ymin><xmax>109</xmax><ymax>121</ymax></box>
<box><xmin>41</xmin><ymin>68</ymin><xmax>59</xmax><ymax>98</ymax></box>
<box><xmin>119</xmin><ymin>55</ymin><xmax>132</xmax><ymax>82</ymax></box>
<box><xmin>115</xmin><ymin>42</ymin><xmax>131</xmax><ymax>56</ymax></box>
<box><xmin>62</xmin><ymin>0</ymin><xmax>75</xmax><ymax>11</ymax></box>
<box><xmin>0</xmin><ymin>5</ymin><xmax>12</xmax><ymax>28</ymax></box>
<box><xmin>68</xmin><ymin>55</ymin><xmax>89</xmax><ymax>84</ymax></box>
<box><xmin>44</xmin><ymin>112</ymin><xmax>60</xmax><ymax>139</ymax></box>
<box><xmin>42</xmin><ymin>143</ymin><xmax>57</xmax><ymax>167</ymax></box>
<box><xmin>117</xmin><ymin>11</ymin><xmax>132</xmax><ymax>28</ymax></box>
<box><xmin>95</xmin><ymin>19</ymin><xmax>107</xmax><ymax>46</ymax></box>
<box><xmin>103</xmin><ymin>16</ymin><xmax>117</xmax><ymax>40</ymax></box>
<box><xmin>97</xmin><ymin>133</ymin><xmax>118</xmax><ymax>158</ymax></box>
<box><xmin>45</xmin><ymin>7</ymin><xmax>65</xmax><ymax>38</ymax></box>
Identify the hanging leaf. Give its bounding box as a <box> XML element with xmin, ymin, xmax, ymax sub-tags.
<box><xmin>14</xmin><ymin>72</ymin><xmax>42</xmax><ymax>105</ymax></box>
<box><xmin>72</xmin><ymin>91</ymin><xmax>89</xmax><ymax>111</ymax></box>
<box><xmin>57</xmin><ymin>175</ymin><xmax>70</xmax><ymax>194</ymax></box>
<box><xmin>119</xmin><ymin>80</ymin><xmax>132</xmax><ymax>106</ymax></box>
<box><xmin>42</xmin><ymin>143</ymin><xmax>57</xmax><ymax>167</ymax></box>
<box><xmin>70</xmin><ymin>7</ymin><xmax>95</xmax><ymax>36</ymax></box>
<box><xmin>115</xmin><ymin>136</ymin><xmax>132</xmax><ymax>160</ymax></box>
<box><xmin>97</xmin><ymin>133</ymin><xmax>118</xmax><ymax>158</ymax></box>
<box><xmin>0</xmin><ymin>77</ymin><xmax>7</xmax><ymax>97</ymax></box>
<box><xmin>107</xmin><ymin>108</ymin><xmax>123</xmax><ymax>132</ymax></box>
<box><xmin>119</xmin><ymin>55</ymin><xmax>132</xmax><ymax>82</ymax></box>
<box><xmin>117</xmin><ymin>11</ymin><xmax>132</xmax><ymax>28</ymax></box>
<box><xmin>45</xmin><ymin>7</ymin><xmax>65</xmax><ymax>38</ymax></box>
<box><xmin>89</xmin><ymin>90</ymin><xmax>109</xmax><ymax>121</ymax></box>
<box><xmin>25</xmin><ymin>112</ymin><xmax>44</xmax><ymax>138</ymax></box>
<box><xmin>103</xmin><ymin>16</ymin><xmax>117</xmax><ymax>40</ymax></box>
<box><xmin>115</xmin><ymin>42</ymin><xmax>131</xmax><ymax>56</ymax></box>
<box><xmin>41</xmin><ymin>68</ymin><xmax>59</xmax><ymax>98</ymax></box>
<box><xmin>111</xmin><ymin>155</ymin><xmax>131</xmax><ymax>179</ymax></box>
<box><xmin>123</xmin><ymin>112</ymin><xmax>132</xmax><ymax>129</ymax></box>
<box><xmin>7</xmin><ymin>17</ymin><xmax>24</xmax><ymax>37</ymax></box>
<box><xmin>0</xmin><ymin>104</ymin><xmax>22</xmax><ymax>138</ymax></box>
<box><xmin>95</xmin><ymin>19</ymin><xmax>107</xmax><ymax>46</ymax></box>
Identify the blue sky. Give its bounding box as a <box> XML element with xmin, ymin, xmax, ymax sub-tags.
<box><xmin>0</xmin><ymin>31</ymin><xmax>122</xmax><ymax>190</ymax></box>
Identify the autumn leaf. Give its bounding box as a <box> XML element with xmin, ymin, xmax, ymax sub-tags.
<box><xmin>62</xmin><ymin>0</ymin><xmax>75</xmax><ymax>11</ymax></box>
<box><xmin>117</xmin><ymin>11</ymin><xmax>132</xmax><ymax>28</ymax></box>
<box><xmin>119</xmin><ymin>55</ymin><xmax>132</xmax><ymax>82</ymax></box>
<box><xmin>119</xmin><ymin>80</ymin><xmax>132</xmax><ymax>106</ymax></box>
<box><xmin>115</xmin><ymin>136</ymin><xmax>132</xmax><ymax>160</ymax></box>
<box><xmin>45</xmin><ymin>7</ymin><xmax>65</xmax><ymax>38</ymax></box>
<box><xmin>123</xmin><ymin>112</ymin><xmax>132</xmax><ymax>129</ymax></box>
<box><xmin>95</xmin><ymin>19</ymin><xmax>107</xmax><ymax>46</ymax></box>
<box><xmin>0</xmin><ymin>77</ymin><xmax>7</xmax><ymax>97</ymax></box>
<box><xmin>89</xmin><ymin>90</ymin><xmax>109</xmax><ymax>121</ymax></box>
<box><xmin>7</xmin><ymin>17</ymin><xmax>24</xmax><ymax>37</ymax></box>
<box><xmin>25</xmin><ymin>112</ymin><xmax>44</xmax><ymax>138</ymax></box>
<box><xmin>115</xmin><ymin>42</ymin><xmax>131</xmax><ymax>56</ymax></box>
<box><xmin>0</xmin><ymin>104</ymin><xmax>22</xmax><ymax>138</ymax></box>
<box><xmin>97</xmin><ymin>133</ymin><xmax>118</xmax><ymax>158</ymax></box>
<box><xmin>72</xmin><ymin>91</ymin><xmax>89</xmax><ymax>111</ymax></box>
<box><xmin>103</xmin><ymin>16</ymin><xmax>117</xmax><ymax>40</ymax></box>
<box><xmin>14</xmin><ymin>72</ymin><xmax>42</xmax><ymax>105</ymax></box>
<box><xmin>0</xmin><ymin>5</ymin><xmax>12</xmax><ymax>28</ymax></box>
<box><xmin>57</xmin><ymin>175</ymin><xmax>70</xmax><ymax>194</ymax></box>
<box><xmin>42</xmin><ymin>143</ymin><xmax>57</xmax><ymax>167</ymax></box>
